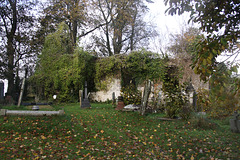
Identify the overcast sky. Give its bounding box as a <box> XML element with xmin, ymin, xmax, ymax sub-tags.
<box><xmin>145</xmin><ymin>0</ymin><xmax>195</xmax><ymax>53</ymax></box>
<box><xmin>147</xmin><ymin>0</ymin><xmax>191</xmax><ymax>33</ymax></box>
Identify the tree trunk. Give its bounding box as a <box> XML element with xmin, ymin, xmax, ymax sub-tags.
<box><xmin>6</xmin><ymin>0</ymin><xmax>17</xmax><ymax>98</ymax></box>
<box><xmin>140</xmin><ymin>80</ymin><xmax>151</xmax><ymax>116</ymax></box>
<box><xmin>106</xmin><ymin>23</ymin><xmax>113</xmax><ymax>56</ymax></box>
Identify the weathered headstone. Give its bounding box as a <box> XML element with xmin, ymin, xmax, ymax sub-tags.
<box><xmin>112</xmin><ymin>92</ymin><xmax>116</xmax><ymax>107</ymax></box>
<box><xmin>81</xmin><ymin>81</ymin><xmax>91</xmax><ymax>108</ymax></box>
<box><xmin>79</xmin><ymin>90</ymin><xmax>83</xmax><ymax>107</ymax></box>
<box><xmin>140</xmin><ymin>80</ymin><xmax>152</xmax><ymax>115</ymax></box>
<box><xmin>0</xmin><ymin>81</ymin><xmax>4</xmax><ymax>100</ymax></box>
<box><xmin>116</xmin><ymin>96</ymin><xmax>124</xmax><ymax>110</ymax></box>
<box><xmin>186</xmin><ymin>81</ymin><xmax>197</xmax><ymax>111</ymax></box>
<box><xmin>230</xmin><ymin>111</ymin><xmax>240</xmax><ymax>133</ymax></box>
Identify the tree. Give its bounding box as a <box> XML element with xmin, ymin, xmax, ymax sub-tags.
<box><xmin>0</xmin><ymin>0</ymin><xmax>38</xmax><ymax>99</ymax></box>
<box><xmin>197</xmin><ymin>62</ymin><xmax>240</xmax><ymax>118</ymax></box>
<box><xmin>32</xmin><ymin>22</ymin><xmax>95</xmax><ymax>102</ymax></box>
<box><xmin>164</xmin><ymin>0</ymin><xmax>240</xmax><ymax>81</ymax></box>
<box><xmin>86</xmin><ymin>0</ymin><xmax>157</xmax><ymax>56</ymax></box>
<box><xmin>38</xmin><ymin>0</ymin><xmax>86</xmax><ymax>52</ymax></box>
<box><xmin>33</xmin><ymin>22</ymin><xmax>73</xmax><ymax>100</ymax></box>
<box><xmin>168</xmin><ymin>27</ymin><xmax>204</xmax><ymax>59</ymax></box>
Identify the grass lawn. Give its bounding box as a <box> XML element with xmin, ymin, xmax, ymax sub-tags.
<box><xmin>0</xmin><ymin>103</ymin><xmax>239</xmax><ymax>159</ymax></box>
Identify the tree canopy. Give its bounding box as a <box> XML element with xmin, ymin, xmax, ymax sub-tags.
<box><xmin>164</xmin><ymin>0</ymin><xmax>240</xmax><ymax>81</ymax></box>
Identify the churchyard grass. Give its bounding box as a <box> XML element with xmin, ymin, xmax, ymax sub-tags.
<box><xmin>0</xmin><ymin>103</ymin><xmax>239</xmax><ymax>159</ymax></box>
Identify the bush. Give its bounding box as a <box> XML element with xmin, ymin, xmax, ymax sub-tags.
<box><xmin>189</xmin><ymin>114</ymin><xmax>219</xmax><ymax>130</ymax></box>
<box><xmin>120</xmin><ymin>84</ymin><xmax>141</xmax><ymax>105</ymax></box>
<box><xmin>179</xmin><ymin>105</ymin><xmax>193</xmax><ymax>120</ymax></box>
<box><xmin>197</xmin><ymin>88</ymin><xmax>240</xmax><ymax>118</ymax></box>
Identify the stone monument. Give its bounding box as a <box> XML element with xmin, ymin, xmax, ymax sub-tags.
<box><xmin>81</xmin><ymin>81</ymin><xmax>91</xmax><ymax>108</ymax></box>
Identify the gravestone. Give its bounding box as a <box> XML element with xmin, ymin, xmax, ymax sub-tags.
<box><xmin>81</xmin><ymin>81</ymin><xmax>91</xmax><ymax>108</ymax></box>
<box><xmin>0</xmin><ymin>81</ymin><xmax>4</xmax><ymax>100</ymax></box>
<box><xmin>112</xmin><ymin>92</ymin><xmax>116</xmax><ymax>107</ymax></box>
<box><xmin>116</xmin><ymin>96</ymin><xmax>124</xmax><ymax>110</ymax></box>
<box><xmin>186</xmin><ymin>81</ymin><xmax>197</xmax><ymax>111</ymax></box>
<box><xmin>79</xmin><ymin>90</ymin><xmax>83</xmax><ymax>107</ymax></box>
<box><xmin>230</xmin><ymin>111</ymin><xmax>240</xmax><ymax>133</ymax></box>
<box><xmin>140</xmin><ymin>80</ymin><xmax>152</xmax><ymax>115</ymax></box>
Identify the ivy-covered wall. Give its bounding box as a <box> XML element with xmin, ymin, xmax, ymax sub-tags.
<box><xmin>31</xmin><ymin>48</ymin><xmax>167</xmax><ymax>102</ymax></box>
<box><xmin>30</xmin><ymin>42</ymin><xmax>208</xmax><ymax>103</ymax></box>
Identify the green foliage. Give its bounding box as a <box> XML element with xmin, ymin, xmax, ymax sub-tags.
<box><xmin>162</xmin><ymin>66</ymin><xmax>189</xmax><ymax>119</ymax></box>
<box><xmin>95</xmin><ymin>55</ymin><xmax>123</xmax><ymax>91</ymax></box>
<box><xmin>189</xmin><ymin>114</ymin><xmax>219</xmax><ymax>130</ymax></box>
<box><xmin>179</xmin><ymin>106</ymin><xmax>193</xmax><ymax>121</ymax></box>
<box><xmin>197</xmin><ymin>63</ymin><xmax>240</xmax><ymax>118</ymax></box>
<box><xmin>31</xmin><ymin>23</ymin><xmax>95</xmax><ymax>102</ymax></box>
<box><xmin>193</xmin><ymin>37</ymin><xmax>230</xmax><ymax>81</ymax></box>
<box><xmin>120</xmin><ymin>83</ymin><xmax>142</xmax><ymax>105</ymax></box>
<box><xmin>95</xmin><ymin>50</ymin><xmax>166</xmax><ymax>90</ymax></box>
<box><xmin>126</xmin><ymin>50</ymin><xmax>165</xmax><ymax>82</ymax></box>
<box><xmin>165</xmin><ymin>0</ymin><xmax>240</xmax><ymax>81</ymax></box>
<box><xmin>168</xmin><ymin>27</ymin><xmax>204</xmax><ymax>59</ymax></box>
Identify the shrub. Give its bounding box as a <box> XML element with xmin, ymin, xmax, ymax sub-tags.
<box><xmin>179</xmin><ymin>105</ymin><xmax>193</xmax><ymax>120</ymax></box>
<box><xmin>120</xmin><ymin>84</ymin><xmax>141</xmax><ymax>105</ymax></box>
<box><xmin>197</xmin><ymin>88</ymin><xmax>240</xmax><ymax>118</ymax></box>
<box><xmin>189</xmin><ymin>114</ymin><xmax>219</xmax><ymax>130</ymax></box>
<box><xmin>162</xmin><ymin>66</ymin><xmax>189</xmax><ymax>119</ymax></box>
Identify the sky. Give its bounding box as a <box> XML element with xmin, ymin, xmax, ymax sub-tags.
<box><xmin>145</xmin><ymin>0</ymin><xmax>195</xmax><ymax>53</ymax></box>
<box><xmin>147</xmin><ymin>0</ymin><xmax>191</xmax><ymax>34</ymax></box>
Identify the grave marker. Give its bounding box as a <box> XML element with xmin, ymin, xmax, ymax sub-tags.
<box><xmin>112</xmin><ymin>92</ymin><xmax>116</xmax><ymax>107</ymax></box>
<box><xmin>186</xmin><ymin>81</ymin><xmax>197</xmax><ymax>111</ymax></box>
<box><xmin>140</xmin><ymin>80</ymin><xmax>152</xmax><ymax>115</ymax></box>
<box><xmin>79</xmin><ymin>90</ymin><xmax>83</xmax><ymax>107</ymax></box>
<box><xmin>116</xmin><ymin>96</ymin><xmax>124</xmax><ymax>110</ymax></box>
<box><xmin>81</xmin><ymin>81</ymin><xmax>91</xmax><ymax>108</ymax></box>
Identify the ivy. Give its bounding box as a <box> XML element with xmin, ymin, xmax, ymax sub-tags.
<box><xmin>31</xmin><ymin>22</ymin><xmax>96</xmax><ymax>102</ymax></box>
<box><xmin>94</xmin><ymin>50</ymin><xmax>166</xmax><ymax>91</ymax></box>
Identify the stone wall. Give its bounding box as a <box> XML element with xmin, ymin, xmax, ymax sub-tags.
<box><xmin>89</xmin><ymin>59</ymin><xmax>209</xmax><ymax>102</ymax></box>
<box><xmin>90</xmin><ymin>78</ymin><xmax>121</xmax><ymax>102</ymax></box>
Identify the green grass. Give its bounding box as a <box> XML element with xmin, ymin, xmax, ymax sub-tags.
<box><xmin>0</xmin><ymin>103</ymin><xmax>239</xmax><ymax>159</ymax></box>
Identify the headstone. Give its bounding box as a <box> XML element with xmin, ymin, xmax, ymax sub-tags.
<box><xmin>112</xmin><ymin>92</ymin><xmax>116</xmax><ymax>107</ymax></box>
<box><xmin>186</xmin><ymin>81</ymin><xmax>197</xmax><ymax>111</ymax></box>
<box><xmin>230</xmin><ymin>111</ymin><xmax>240</xmax><ymax>133</ymax></box>
<box><xmin>79</xmin><ymin>90</ymin><xmax>83</xmax><ymax>107</ymax></box>
<box><xmin>140</xmin><ymin>80</ymin><xmax>152</xmax><ymax>115</ymax></box>
<box><xmin>0</xmin><ymin>81</ymin><xmax>4</xmax><ymax>100</ymax></box>
<box><xmin>81</xmin><ymin>81</ymin><xmax>91</xmax><ymax>108</ymax></box>
<box><xmin>116</xmin><ymin>96</ymin><xmax>125</xmax><ymax>110</ymax></box>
